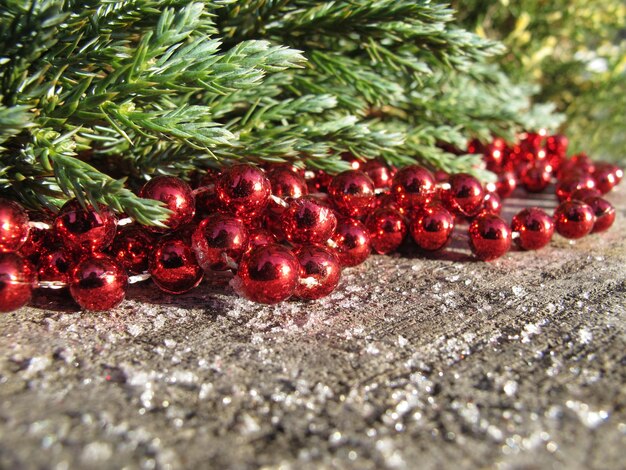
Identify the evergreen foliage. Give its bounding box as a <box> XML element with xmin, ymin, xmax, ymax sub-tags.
<box><xmin>0</xmin><ymin>1</ymin><xmax>567</xmax><ymax>223</ymax></box>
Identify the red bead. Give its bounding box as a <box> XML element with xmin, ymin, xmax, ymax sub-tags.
<box><xmin>443</xmin><ymin>173</ymin><xmax>485</xmax><ymax>217</ymax></box>
<box><xmin>0</xmin><ymin>253</ymin><xmax>35</xmax><ymax>312</ymax></box>
<box><xmin>410</xmin><ymin>205</ymin><xmax>454</xmax><ymax>251</ymax></box>
<box><xmin>391</xmin><ymin>165</ymin><xmax>436</xmax><ymax>208</ymax></box>
<box><xmin>362</xmin><ymin>160</ymin><xmax>393</xmax><ymax>189</ymax></box>
<box><xmin>109</xmin><ymin>226</ymin><xmax>153</xmax><ymax>274</ymax></box>
<box><xmin>495</xmin><ymin>171</ymin><xmax>517</xmax><ymax>199</ymax></box>
<box><xmin>69</xmin><ymin>253</ymin><xmax>128</xmax><ymax>311</ymax></box>
<box><xmin>150</xmin><ymin>236</ymin><xmax>203</xmax><ymax>294</ymax></box>
<box><xmin>19</xmin><ymin>212</ymin><xmax>55</xmax><ymax>266</ymax></box>
<box><xmin>584</xmin><ymin>197</ymin><xmax>615</xmax><ymax>233</ymax></box>
<box><xmin>139</xmin><ymin>176</ymin><xmax>195</xmax><ymax>232</ymax></box>
<box><xmin>328</xmin><ymin>170</ymin><xmax>376</xmax><ymax>218</ymax></box>
<box><xmin>38</xmin><ymin>248</ymin><xmax>72</xmax><ymax>284</ymax></box>
<box><xmin>521</xmin><ymin>161</ymin><xmax>552</xmax><ymax>193</ymax></box>
<box><xmin>306</xmin><ymin>170</ymin><xmax>332</xmax><ymax>193</ymax></box>
<box><xmin>592</xmin><ymin>163</ymin><xmax>620</xmax><ymax>194</ymax></box>
<box><xmin>281</xmin><ymin>196</ymin><xmax>337</xmax><ymax>244</ymax></box>
<box><xmin>555</xmin><ymin>176</ymin><xmax>596</xmax><ymax>202</ymax></box>
<box><xmin>569</xmin><ymin>187</ymin><xmax>601</xmax><ymax>202</ymax></box>
<box><xmin>233</xmin><ymin>244</ymin><xmax>300</xmax><ymax>304</ymax></box>
<box><xmin>553</xmin><ymin>201</ymin><xmax>595</xmax><ymax>239</ymax></box>
<box><xmin>365</xmin><ymin>207</ymin><xmax>407</xmax><ymax>254</ymax></box>
<box><xmin>216</xmin><ymin>164</ymin><xmax>271</xmax><ymax>218</ymax></box>
<box><xmin>481</xmin><ymin>192</ymin><xmax>502</xmax><ymax>215</ymax></box>
<box><xmin>569</xmin><ymin>153</ymin><xmax>595</xmax><ymax>174</ymax></box>
<box><xmin>267</xmin><ymin>168</ymin><xmax>308</xmax><ymax>200</ymax></box>
<box><xmin>247</xmin><ymin>229</ymin><xmax>277</xmax><ymax>252</ymax></box>
<box><xmin>329</xmin><ymin>218</ymin><xmax>371</xmax><ymax>267</ymax></box>
<box><xmin>293</xmin><ymin>244</ymin><xmax>341</xmax><ymax>300</ymax></box>
<box><xmin>511</xmin><ymin>208</ymin><xmax>554</xmax><ymax>250</ymax></box>
<box><xmin>469</xmin><ymin>214</ymin><xmax>512</xmax><ymax>261</ymax></box>
<box><xmin>546</xmin><ymin>134</ymin><xmax>568</xmax><ymax>157</ymax></box>
<box><xmin>0</xmin><ymin>199</ymin><xmax>29</xmax><ymax>253</ymax></box>
<box><xmin>54</xmin><ymin>200</ymin><xmax>118</xmax><ymax>253</ymax></box>
<box><xmin>191</xmin><ymin>214</ymin><xmax>249</xmax><ymax>271</ymax></box>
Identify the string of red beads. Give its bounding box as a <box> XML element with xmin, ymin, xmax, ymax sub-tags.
<box><xmin>0</xmin><ymin>132</ymin><xmax>621</xmax><ymax>311</ymax></box>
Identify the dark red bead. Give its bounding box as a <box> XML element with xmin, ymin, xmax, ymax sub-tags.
<box><xmin>19</xmin><ymin>212</ymin><xmax>55</xmax><ymax>266</ymax></box>
<box><xmin>521</xmin><ymin>161</ymin><xmax>552</xmax><ymax>193</ymax></box>
<box><xmin>569</xmin><ymin>153</ymin><xmax>595</xmax><ymax>174</ymax></box>
<box><xmin>546</xmin><ymin>134</ymin><xmax>568</xmax><ymax>157</ymax></box>
<box><xmin>365</xmin><ymin>207</ymin><xmax>407</xmax><ymax>254</ymax></box>
<box><xmin>139</xmin><ymin>176</ymin><xmax>195</xmax><ymax>232</ymax></box>
<box><xmin>481</xmin><ymin>192</ymin><xmax>502</xmax><ymax>215</ymax></box>
<box><xmin>391</xmin><ymin>165</ymin><xmax>436</xmax><ymax>208</ymax></box>
<box><xmin>0</xmin><ymin>199</ymin><xmax>29</xmax><ymax>253</ymax></box>
<box><xmin>38</xmin><ymin>248</ymin><xmax>72</xmax><ymax>284</ymax></box>
<box><xmin>54</xmin><ymin>200</ymin><xmax>117</xmax><ymax>253</ymax></box>
<box><xmin>410</xmin><ymin>205</ymin><xmax>454</xmax><ymax>251</ymax></box>
<box><xmin>109</xmin><ymin>226</ymin><xmax>153</xmax><ymax>274</ymax></box>
<box><xmin>584</xmin><ymin>197</ymin><xmax>615</xmax><ymax>233</ymax></box>
<box><xmin>592</xmin><ymin>163</ymin><xmax>621</xmax><ymax>194</ymax></box>
<box><xmin>267</xmin><ymin>168</ymin><xmax>308</xmax><ymax>200</ymax></box>
<box><xmin>328</xmin><ymin>170</ymin><xmax>376</xmax><ymax>218</ymax></box>
<box><xmin>569</xmin><ymin>187</ymin><xmax>601</xmax><ymax>202</ymax></box>
<box><xmin>469</xmin><ymin>214</ymin><xmax>512</xmax><ymax>261</ymax></box>
<box><xmin>511</xmin><ymin>208</ymin><xmax>554</xmax><ymax>251</ymax></box>
<box><xmin>483</xmin><ymin>142</ymin><xmax>506</xmax><ymax>172</ymax></box>
<box><xmin>362</xmin><ymin>160</ymin><xmax>393</xmax><ymax>189</ymax></box>
<box><xmin>306</xmin><ymin>170</ymin><xmax>332</xmax><ymax>193</ymax></box>
<box><xmin>553</xmin><ymin>201</ymin><xmax>595</xmax><ymax>239</ymax></box>
<box><xmin>233</xmin><ymin>244</ymin><xmax>300</xmax><ymax>304</ymax></box>
<box><xmin>69</xmin><ymin>253</ymin><xmax>128</xmax><ymax>311</ymax></box>
<box><xmin>555</xmin><ymin>176</ymin><xmax>596</xmax><ymax>202</ymax></box>
<box><xmin>247</xmin><ymin>229</ymin><xmax>277</xmax><ymax>252</ymax></box>
<box><xmin>0</xmin><ymin>253</ymin><xmax>35</xmax><ymax>312</ymax></box>
<box><xmin>495</xmin><ymin>172</ymin><xmax>517</xmax><ymax>199</ymax></box>
<box><xmin>216</xmin><ymin>164</ymin><xmax>271</xmax><ymax>218</ymax></box>
<box><xmin>150</xmin><ymin>236</ymin><xmax>203</xmax><ymax>294</ymax></box>
<box><xmin>329</xmin><ymin>218</ymin><xmax>371</xmax><ymax>267</ymax></box>
<box><xmin>443</xmin><ymin>173</ymin><xmax>485</xmax><ymax>217</ymax></box>
<box><xmin>281</xmin><ymin>196</ymin><xmax>337</xmax><ymax>244</ymax></box>
<box><xmin>191</xmin><ymin>214</ymin><xmax>249</xmax><ymax>272</ymax></box>
<box><xmin>293</xmin><ymin>244</ymin><xmax>341</xmax><ymax>300</ymax></box>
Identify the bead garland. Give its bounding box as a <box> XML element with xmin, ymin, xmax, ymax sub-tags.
<box><xmin>0</xmin><ymin>132</ymin><xmax>622</xmax><ymax>311</ymax></box>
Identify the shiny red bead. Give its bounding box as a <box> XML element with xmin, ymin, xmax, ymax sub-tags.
<box><xmin>247</xmin><ymin>229</ymin><xmax>277</xmax><ymax>252</ymax></box>
<box><xmin>391</xmin><ymin>165</ymin><xmax>436</xmax><ymax>208</ymax></box>
<box><xmin>19</xmin><ymin>212</ymin><xmax>55</xmax><ymax>266</ymax></box>
<box><xmin>216</xmin><ymin>164</ymin><xmax>271</xmax><ymax>218</ymax></box>
<box><xmin>281</xmin><ymin>196</ymin><xmax>337</xmax><ymax>244</ymax></box>
<box><xmin>69</xmin><ymin>253</ymin><xmax>128</xmax><ymax>311</ymax></box>
<box><xmin>495</xmin><ymin>171</ymin><xmax>517</xmax><ymax>199</ymax></box>
<box><xmin>521</xmin><ymin>161</ymin><xmax>552</xmax><ymax>193</ymax></box>
<box><xmin>569</xmin><ymin>187</ymin><xmax>601</xmax><ymax>202</ymax></box>
<box><xmin>328</xmin><ymin>170</ymin><xmax>376</xmax><ymax>218</ymax></box>
<box><xmin>0</xmin><ymin>199</ymin><xmax>29</xmax><ymax>253</ymax></box>
<box><xmin>592</xmin><ymin>163</ymin><xmax>621</xmax><ymax>194</ymax></box>
<box><xmin>553</xmin><ymin>201</ymin><xmax>595</xmax><ymax>239</ymax></box>
<box><xmin>469</xmin><ymin>214</ymin><xmax>512</xmax><ymax>261</ymax></box>
<box><xmin>0</xmin><ymin>253</ymin><xmax>35</xmax><ymax>312</ymax></box>
<box><xmin>38</xmin><ymin>248</ymin><xmax>72</xmax><ymax>284</ymax></box>
<box><xmin>443</xmin><ymin>173</ymin><xmax>485</xmax><ymax>217</ymax></box>
<box><xmin>365</xmin><ymin>207</ymin><xmax>407</xmax><ymax>254</ymax></box>
<box><xmin>139</xmin><ymin>176</ymin><xmax>195</xmax><ymax>232</ymax></box>
<box><xmin>192</xmin><ymin>214</ymin><xmax>249</xmax><ymax>272</ymax></box>
<box><xmin>481</xmin><ymin>192</ymin><xmax>502</xmax><ymax>215</ymax></box>
<box><xmin>54</xmin><ymin>200</ymin><xmax>117</xmax><ymax>253</ymax></box>
<box><xmin>362</xmin><ymin>160</ymin><xmax>393</xmax><ymax>189</ymax></box>
<box><xmin>150</xmin><ymin>236</ymin><xmax>203</xmax><ymax>294</ymax></box>
<box><xmin>511</xmin><ymin>208</ymin><xmax>554</xmax><ymax>251</ymax></box>
<box><xmin>267</xmin><ymin>168</ymin><xmax>308</xmax><ymax>200</ymax></box>
<box><xmin>410</xmin><ymin>205</ymin><xmax>454</xmax><ymax>251</ymax></box>
<box><xmin>329</xmin><ymin>218</ymin><xmax>371</xmax><ymax>267</ymax></box>
<box><xmin>293</xmin><ymin>244</ymin><xmax>341</xmax><ymax>300</ymax></box>
<box><xmin>584</xmin><ymin>197</ymin><xmax>615</xmax><ymax>233</ymax></box>
<box><xmin>546</xmin><ymin>134</ymin><xmax>568</xmax><ymax>157</ymax></box>
<box><xmin>233</xmin><ymin>244</ymin><xmax>300</xmax><ymax>304</ymax></box>
<box><xmin>109</xmin><ymin>226</ymin><xmax>153</xmax><ymax>274</ymax></box>
<box><xmin>306</xmin><ymin>170</ymin><xmax>332</xmax><ymax>193</ymax></box>
<box><xmin>555</xmin><ymin>176</ymin><xmax>596</xmax><ymax>202</ymax></box>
